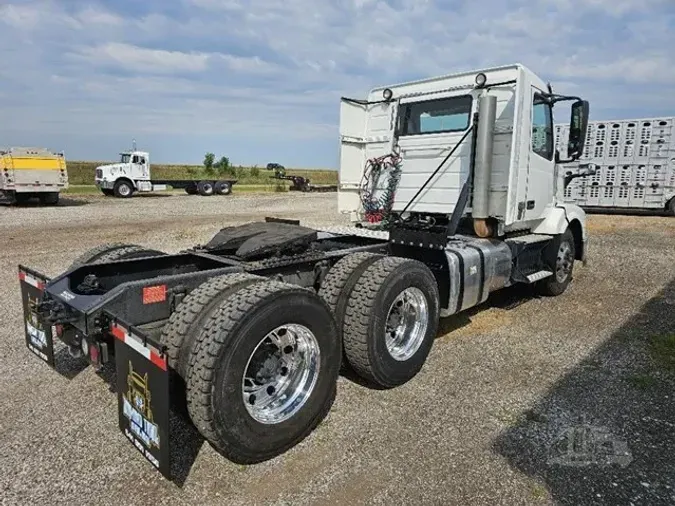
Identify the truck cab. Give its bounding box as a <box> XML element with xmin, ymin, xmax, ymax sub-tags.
<box><xmin>338</xmin><ymin>63</ymin><xmax>591</xmax><ymax>257</ymax></box>
<box><xmin>95</xmin><ymin>150</ymin><xmax>151</xmax><ymax>197</ymax></box>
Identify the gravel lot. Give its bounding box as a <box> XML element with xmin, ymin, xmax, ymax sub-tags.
<box><xmin>1</xmin><ymin>193</ymin><xmax>673</xmax><ymax>505</ymax></box>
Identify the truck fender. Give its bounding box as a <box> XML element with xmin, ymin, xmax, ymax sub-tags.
<box><xmin>532</xmin><ymin>205</ymin><xmax>587</xmax><ymax>263</ymax></box>
<box><xmin>115</xmin><ymin>177</ymin><xmax>136</xmax><ymax>190</ymax></box>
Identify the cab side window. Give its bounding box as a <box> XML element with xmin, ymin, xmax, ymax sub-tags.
<box><xmin>132</xmin><ymin>155</ymin><xmax>139</xmax><ymax>164</ymax></box>
<box><xmin>532</xmin><ymin>93</ymin><xmax>553</xmax><ymax>160</ymax></box>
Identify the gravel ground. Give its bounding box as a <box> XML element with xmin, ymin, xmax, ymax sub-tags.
<box><xmin>0</xmin><ymin>193</ymin><xmax>673</xmax><ymax>506</ymax></box>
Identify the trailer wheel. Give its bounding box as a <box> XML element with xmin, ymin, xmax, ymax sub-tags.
<box><xmin>318</xmin><ymin>252</ymin><xmax>383</xmax><ymax>339</ymax></box>
<box><xmin>186</xmin><ymin>281</ymin><xmax>340</xmax><ymax>464</ymax></box>
<box><xmin>113</xmin><ymin>179</ymin><xmax>134</xmax><ymax>198</ymax></box>
<box><xmin>536</xmin><ymin>228</ymin><xmax>576</xmax><ymax>296</ymax></box>
<box><xmin>342</xmin><ymin>257</ymin><xmax>440</xmax><ymax>388</ymax></box>
<box><xmin>197</xmin><ymin>180</ymin><xmax>214</xmax><ymax>196</ymax></box>
<box><xmin>68</xmin><ymin>243</ymin><xmax>166</xmax><ymax>270</ymax></box>
<box><xmin>185</xmin><ymin>186</ymin><xmax>198</xmax><ymax>195</ymax></box>
<box><xmin>214</xmin><ymin>181</ymin><xmax>232</xmax><ymax>195</ymax></box>
<box><xmin>161</xmin><ymin>273</ymin><xmax>265</xmax><ymax>379</ymax></box>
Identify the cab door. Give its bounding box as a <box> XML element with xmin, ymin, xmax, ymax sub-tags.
<box><xmin>524</xmin><ymin>89</ymin><xmax>555</xmax><ymax>220</ymax></box>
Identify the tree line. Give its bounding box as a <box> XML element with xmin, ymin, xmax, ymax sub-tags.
<box><xmin>203</xmin><ymin>153</ymin><xmax>260</xmax><ymax>177</ymax></box>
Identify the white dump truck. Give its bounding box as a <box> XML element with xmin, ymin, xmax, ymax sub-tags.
<box><xmin>1</xmin><ymin>147</ymin><xmax>68</xmax><ymax>205</ymax></box>
<box><xmin>95</xmin><ymin>147</ymin><xmax>237</xmax><ymax>198</ymax></box>
<box><xmin>18</xmin><ymin>63</ymin><xmax>591</xmax><ymax>479</ymax></box>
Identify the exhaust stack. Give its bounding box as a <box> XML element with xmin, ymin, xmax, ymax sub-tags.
<box><xmin>472</xmin><ymin>95</ymin><xmax>497</xmax><ymax>238</ymax></box>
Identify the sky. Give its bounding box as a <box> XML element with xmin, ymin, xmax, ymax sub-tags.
<box><xmin>1</xmin><ymin>0</ymin><xmax>674</xmax><ymax>167</ymax></box>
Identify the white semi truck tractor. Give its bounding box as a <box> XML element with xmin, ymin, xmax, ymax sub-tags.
<box><xmin>94</xmin><ymin>147</ymin><xmax>237</xmax><ymax>198</ymax></box>
<box><xmin>18</xmin><ymin>63</ymin><xmax>592</xmax><ymax>478</ymax></box>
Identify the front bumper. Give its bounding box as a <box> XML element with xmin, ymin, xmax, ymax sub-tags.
<box><xmin>95</xmin><ymin>179</ymin><xmax>114</xmax><ymax>189</ymax></box>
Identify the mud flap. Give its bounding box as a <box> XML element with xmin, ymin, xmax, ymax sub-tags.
<box><xmin>19</xmin><ymin>265</ymin><xmax>55</xmax><ymax>367</ymax></box>
<box><xmin>110</xmin><ymin>317</ymin><xmax>171</xmax><ymax>479</ymax></box>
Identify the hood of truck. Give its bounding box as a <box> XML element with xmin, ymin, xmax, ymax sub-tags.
<box><xmin>97</xmin><ymin>163</ymin><xmax>130</xmax><ymax>175</ymax></box>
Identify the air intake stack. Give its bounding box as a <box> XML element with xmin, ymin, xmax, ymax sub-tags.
<box><xmin>472</xmin><ymin>95</ymin><xmax>497</xmax><ymax>238</ymax></box>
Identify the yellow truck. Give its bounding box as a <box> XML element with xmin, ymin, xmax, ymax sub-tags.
<box><xmin>1</xmin><ymin>147</ymin><xmax>68</xmax><ymax>205</ymax></box>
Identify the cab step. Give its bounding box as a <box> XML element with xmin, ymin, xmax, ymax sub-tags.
<box><xmin>525</xmin><ymin>270</ymin><xmax>553</xmax><ymax>283</ymax></box>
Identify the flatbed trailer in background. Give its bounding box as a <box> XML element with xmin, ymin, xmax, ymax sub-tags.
<box><xmin>556</xmin><ymin>117</ymin><xmax>675</xmax><ymax>215</ymax></box>
<box><xmin>266</xmin><ymin>162</ymin><xmax>338</xmax><ymax>192</ymax></box>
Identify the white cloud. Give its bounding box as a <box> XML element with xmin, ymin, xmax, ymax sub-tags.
<box><xmin>70</xmin><ymin>42</ymin><xmax>211</xmax><ymax>73</ymax></box>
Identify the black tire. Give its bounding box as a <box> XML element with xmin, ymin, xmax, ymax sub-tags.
<box><xmin>318</xmin><ymin>252</ymin><xmax>383</xmax><ymax>339</ymax></box>
<box><xmin>667</xmin><ymin>197</ymin><xmax>675</xmax><ymax>217</ymax></box>
<box><xmin>38</xmin><ymin>192</ymin><xmax>59</xmax><ymax>206</ymax></box>
<box><xmin>197</xmin><ymin>180</ymin><xmax>214</xmax><ymax>196</ymax></box>
<box><xmin>185</xmin><ymin>185</ymin><xmax>198</xmax><ymax>195</ymax></box>
<box><xmin>186</xmin><ymin>281</ymin><xmax>340</xmax><ymax>464</ymax></box>
<box><xmin>113</xmin><ymin>179</ymin><xmax>134</xmax><ymax>198</ymax></box>
<box><xmin>161</xmin><ymin>273</ymin><xmax>266</xmax><ymax>419</ymax></box>
<box><xmin>214</xmin><ymin>181</ymin><xmax>232</xmax><ymax>195</ymax></box>
<box><xmin>161</xmin><ymin>273</ymin><xmax>265</xmax><ymax>379</ymax></box>
<box><xmin>536</xmin><ymin>228</ymin><xmax>575</xmax><ymax>296</ymax></box>
<box><xmin>342</xmin><ymin>257</ymin><xmax>440</xmax><ymax>388</ymax></box>
<box><xmin>101</xmin><ymin>189</ymin><xmax>114</xmax><ymax>197</ymax></box>
<box><xmin>68</xmin><ymin>243</ymin><xmax>166</xmax><ymax>270</ymax></box>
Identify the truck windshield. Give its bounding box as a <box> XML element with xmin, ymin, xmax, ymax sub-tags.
<box><xmin>399</xmin><ymin>95</ymin><xmax>472</xmax><ymax>136</ymax></box>
<box><xmin>120</xmin><ymin>154</ymin><xmax>131</xmax><ymax>163</ymax></box>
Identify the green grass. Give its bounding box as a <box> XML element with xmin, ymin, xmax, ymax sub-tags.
<box><xmin>64</xmin><ymin>160</ymin><xmax>338</xmax><ymax>186</ymax></box>
<box><xmin>62</xmin><ymin>185</ymin><xmax>101</xmax><ymax>195</ymax></box>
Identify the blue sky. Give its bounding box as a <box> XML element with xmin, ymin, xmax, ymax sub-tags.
<box><xmin>1</xmin><ymin>0</ymin><xmax>674</xmax><ymax>167</ymax></box>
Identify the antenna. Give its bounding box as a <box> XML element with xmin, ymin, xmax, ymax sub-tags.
<box><xmin>132</xmin><ymin>138</ymin><xmax>137</xmax><ymax>152</ymax></box>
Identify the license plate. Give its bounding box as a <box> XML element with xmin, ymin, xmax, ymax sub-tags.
<box><xmin>19</xmin><ymin>266</ymin><xmax>55</xmax><ymax>367</ymax></box>
<box><xmin>111</xmin><ymin>317</ymin><xmax>171</xmax><ymax>479</ymax></box>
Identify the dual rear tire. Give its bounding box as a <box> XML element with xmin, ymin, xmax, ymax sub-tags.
<box><xmin>161</xmin><ymin>276</ymin><xmax>340</xmax><ymax>464</ymax></box>
<box><xmin>320</xmin><ymin>255</ymin><xmax>440</xmax><ymax>388</ymax></box>
<box><xmin>153</xmin><ymin>254</ymin><xmax>439</xmax><ymax>463</ymax></box>
<box><xmin>186</xmin><ymin>180</ymin><xmax>232</xmax><ymax>196</ymax></box>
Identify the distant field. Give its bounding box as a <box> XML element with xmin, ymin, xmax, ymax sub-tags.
<box><xmin>66</xmin><ymin>161</ymin><xmax>338</xmax><ymax>186</ymax></box>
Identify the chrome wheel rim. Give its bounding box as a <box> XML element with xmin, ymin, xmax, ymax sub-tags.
<box><xmin>556</xmin><ymin>241</ymin><xmax>574</xmax><ymax>283</ymax></box>
<box><xmin>118</xmin><ymin>184</ymin><xmax>131</xmax><ymax>196</ymax></box>
<box><xmin>384</xmin><ymin>287</ymin><xmax>429</xmax><ymax>361</ymax></box>
<box><xmin>242</xmin><ymin>324</ymin><xmax>320</xmax><ymax>424</ymax></box>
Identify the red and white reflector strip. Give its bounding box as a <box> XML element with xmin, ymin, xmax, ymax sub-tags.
<box><xmin>19</xmin><ymin>271</ymin><xmax>46</xmax><ymax>290</ymax></box>
<box><xmin>110</xmin><ymin>322</ymin><xmax>167</xmax><ymax>371</ymax></box>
